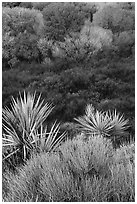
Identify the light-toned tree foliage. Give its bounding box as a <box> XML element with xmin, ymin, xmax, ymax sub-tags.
<box><xmin>42</xmin><ymin>2</ymin><xmax>89</xmax><ymax>41</ymax></box>
<box><xmin>2</xmin><ymin>7</ymin><xmax>44</xmax><ymax>66</ymax></box>
<box><xmin>93</xmin><ymin>4</ymin><xmax>134</xmax><ymax>33</ymax></box>
<box><xmin>80</xmin><ymin>22</ymin><xmax>113</xmax><ymax>50</ymax></box>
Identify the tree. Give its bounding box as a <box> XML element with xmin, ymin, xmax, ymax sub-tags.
<box><xmin>93</xmin><ymin>5</ymin><xmax>135</xmax><ymax>33</ymax></box>
<box><xmin>2</xmin><ymin>7</ymin><xmax>44</xmax><ymax>66</ymax></box>
<box><xmin>42</xmin><ymin>2</ymin><xmax>89</xmax><ymax>41</ymax></box>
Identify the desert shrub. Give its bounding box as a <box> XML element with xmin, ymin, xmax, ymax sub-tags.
<box><xmin>80</xmin><ymin>23</ymin><xmax>113</xmax><ymax>51</ymax></box>
<box><xmin>113</xmin><ymin>30</ymin><xmax>135</xmax><ymax>57</ymax></box>
<box><xmin>2</xmin><ymin>7</ymin><xmax>44</xmax><ymax>67</ymax></box>
<box><xmin>23</xmin><ymin>56</ymin><xmax>134</xmax><ymax>127</ymax></box>
<box><xmin>32</xmin><ymin>2</ymin><xmax>52</xmax><ymax>11</ymax></box>
<box><xmin>92</xmin><ymin>57</ymin><xmax>135</xmax><ymax>135</ymax></box>
<box><xmin>92</xmin><ymin>59</ymin><xmax>135</xmax><ymax>108</ymax></box>
<box><xmin>2</xmin><ymin>67</ymin><xmax>43</xmax><ymax>108</ymax></box>
<box><xmin>93</xmin><ymin>5</ymin><xmax>135</xmax><ymax>33</ymax></box>
<box><xmin>3</xmin><ymin>136</ymin><xmax>113</xmax><ymax>201</ymax></box>
<box><xmin>95</xmin><ymin>78</ymin><xmax>122</xmax><ymax>99</ymax></box>
<box><xmin>3</xmin><ymin>55</ymin><xmax>134</xmax><ymax>134</ymax></box>
<box><xmin>3</xmin><ymin>155</ymin><xmax>45</xmax><ymax>202</ymax></box>
<box><xmin>94</xmin><ymin>58</ymin><xmax>135</xmax><ymax>131</ymax></box>
<box><xmin>2</xmin><ymin>7</ymin><xmax>44</xmax><ymax>37</ymax></box>
<box><xmin>94</xmin><ymin>58</ymin><xmax>135</xmax><ymax>83</ymax></box>
<box><xmin>94</xmin><ymin>2</ymin><xmax>135</xmax><ymax>12</ymax></box>
<box><xmin>2</xmin><ymin>33</ymin><xmax>18</xmax><ymax>67</ymax></box>
<box><xmin>42</xmin><ymin>2</ymin><xmax>89</xmax><ymax>41</ymax></box>
<box><xmin>113</xmin><ymin>142</ymin><xmax>135</xmax><ymax>165</ymax></box>
<box><xmin>2</xmin><ymin>2</ymin><xmax>47</xmax><ymax>9</ymax></box>
<box><xmin>115</xmin><ymin>2</ymin><xmax>135</xmax><ymax>10</ymax></box>
<box><xmin>37</xmin><ymin>38</ymin><xmax>58</xmax><ymax>63</ymax></box>
<box><xmin>37</xmin><ymin>33</ymin><xmax>96</xmax><ymax>64</ymax></box>
<box><xmin>2</xmin><ymin>2</ymin><xmax>21</xmax><ymax>8</ymax></box>
<box><xmin>3</xmin><ymin>136</ymin><xmax>135</xmax><ymax>202</ymax></box>
<box><xmin>59</xmin><ymin>135</ymin><xmax>113</xmax><ymax>177</ymax></box>
<box><xmin>29</xmin><ymin>67</ymin><xmax>100</xmax><ymax>121</ymax></box>
<box><xmin>55</xmin><ymin>24</ymin><xmax>113</xmax><ymax>63</ymax></box>
<box><xmin>19</xmin><ymin>2</ymin><xmax>33</xmax><ymax>9</ymax></box>
<box><xmin>108</xmin><ymin>143</ymin><xmax>135</xmax><ymax>201</ymax></box>
<box><xmin>56</xmin><ymin>34</ymin><xmax>94</xmax><ymax>63</ymax></box>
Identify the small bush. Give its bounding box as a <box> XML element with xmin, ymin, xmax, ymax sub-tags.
<box><xmin>58</xmin><ymin>135</ymin><xmax>113</xmax><ymax>178</ymax></box>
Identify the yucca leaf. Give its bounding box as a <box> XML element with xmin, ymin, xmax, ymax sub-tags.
<box><xmin>34</xmin><ymin>122</ymin><xmax>67</xmax><ymax>153</ymax></box>
<box><xmin>49</xmin><ymin>131</ymin><xmax>67</xmax><ymax>152</ymax></box>
<box><xmin>2</xmin><ymin>148</ymin><xmax>20</xmax><ymax>161</ymax></box>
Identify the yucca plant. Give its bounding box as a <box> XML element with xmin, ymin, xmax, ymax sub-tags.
<box><xmin>2</xmin><ymin>92</ymin><xmax>66</xmax><ymax>163</ymax></box>
<box><xmin>75</xmin><ymin>104</ymin><xmax>129</xmax><ymax>139</ymax></box>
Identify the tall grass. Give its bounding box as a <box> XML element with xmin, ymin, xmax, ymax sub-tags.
<box><xmin>3</xmin><ymin>135</ymin><xmax>135</xmax><ymax>202</ymax></box>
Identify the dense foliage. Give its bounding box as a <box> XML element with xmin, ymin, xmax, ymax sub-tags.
<box><xmin>42</xmin><ymin>2</ymin><xmax>91</xmax><ymax>41</ymax></box>
<box><xmin>2</xmin><ymin>7</ymin><xmax>44</xmax><ymax>66</ymax></box>
<box><xmin>2</xmin><ymin>2</ymin><xmax>135</xmax><ymax>202</ymax></box>
<box><xmin>93</xmin><ymin>4</ymin><xmax>135</xmax><ymax>33</ymax></box>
